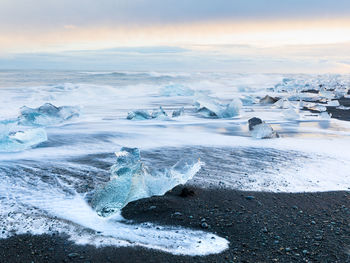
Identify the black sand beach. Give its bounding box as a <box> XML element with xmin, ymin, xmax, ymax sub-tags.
<box><xmin>1</xmin><ymin>187</ymin><xmax>350</xmax><ymax>263</ymax></box>
<box><xmin>1</xmin><ymin>96</ymin><xmax>350</xmax><ymax>263</ymax></box>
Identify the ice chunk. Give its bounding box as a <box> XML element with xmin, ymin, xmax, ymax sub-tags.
<box><xmin>240</xmin><ymin>95</ymin><xmax>257</xmax><ymax>106</ymax></box>
<box><xmin>194</xmin><ymin>96</ymin><xmax>242</xmax><ymax>118</ymax></box>
<box><xmin>259</xmin><ymin>95</ymin><xmax>278</xmax><ymax>105</ymax></box>
<box><xmin>283</xmin><ymin>108</ymin><xmax>300</xmax><ymax>120</ymax></box>
<box><xmin>320</xmin><ymin>112</ymin><xmax>332</xmax><ymax>119</ymax></box>
<box><xmin>160</xmin><ymin>84</ymin><xmax>194</xmax><ymax>97</ymax></box>
<box><xmin>151</xmin><ymin>106</ymin><xmax>168</xmax><ymax>119</ymax></box>
<box><xmin>308</xmin><ymin>104</ymin><xmax>327</xmax><ymax>112</ymax></box>
<box><xmin>274</xmin><ymin>98</ymin><xmax>292</xmax><ymax>109</ymax></box>
<box><xmin>319</xmin><ymin>90</ymin><xmax>334</xmax><ymax>100</ymax></box>
<box><xmin>127</xmin><ymin>107</ymin><xmax>168</xmax><ymax>120</ymax></box>
<box><xmin>337</xmin><ymin>105</ymin><xmax>350</xmax><ymax>110</ymax></box>
<box><xmin>127</xmin><ymin>110</ymin><xmax>152</xmax><ymax>120</ymax></box>
<box><xmin>248</xmin><ymin>118</ymin><xmax>278</xmax><ymax>139</ymax></box>
<box><xmin>0</xmin><ymin>125</ymin><xmax>47</xmax><ymax>152</ymax></box>
<box><xmin>172</xmin><ymin>107</ymin><xmax>185</xmax><ymax>118</ymax></box>
<box><xmin>326</xmin><ymin>100</ymin><xmax>340</xmax><ymax>107</ymax></box>
<box><xmin>19</xmin><ymin>103</ymin><xmax>79</xmax><ymax>126</ymax></box>
<box><xmin>91</xmin><ymin>147</ymin><xmax>203</xmax><ymax>217</ymax></box>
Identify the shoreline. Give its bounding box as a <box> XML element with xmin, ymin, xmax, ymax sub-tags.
<box><xmin>2</xmin><ymin>186</ymin><xmax>350</xmax><ymax>262</ymax></box>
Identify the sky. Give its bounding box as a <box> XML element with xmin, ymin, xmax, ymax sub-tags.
<box><xmin>1</xmin><ymin>0</ymin><xmax>350</xmax><ymax>73</ymax></box>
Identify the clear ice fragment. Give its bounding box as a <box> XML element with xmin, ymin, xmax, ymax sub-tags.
<box><xmin>0</xmin><ymin>124</ymin><xmax>47</xmax><ymax>152</ymax></box>
<box><xmin>19</xmin><ymin>103</ymin><xmax>79</xmax><ymax>126</ymax></box>
<box><xmin>172</xmin><ymin>107</ymin><xmax>185</xmax><ymax>118</ymax></box>
<box><xmin>91</xmin><ymin>147</ymin><xmax>203</xmax><ymax>217</ymax></box>
<box><xmin>194</xmin><ymin>96</ymin><xmax>242</xmax><ymax>118</ymax></box>
<box><xmin>248</xmin><ymin>118</ymin><xmax>278</xmax><ymax>139</ymax></box>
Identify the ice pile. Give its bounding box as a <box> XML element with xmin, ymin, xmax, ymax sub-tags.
<box><xmin>91</xmin><ymin>147</ymin><xmax>203</xmax><ymax>217</ymax></box>
<box><xmin>19</xmin><ymin>103</ymin><xmax>79</xmax><ymax>126</ymax></box>
<box><xmin>160</xmin><ymin>84</ymin><xmax>195</xmax><ymax>97</ymax></box>
<box><xmin>0</xmin><ymin>123</ymin><xmax>47</xmax><ymax>152</ymax></box>
<box><xmin>194</xmin><ymin>96</ymin><xmax>242</xmax><ymax>118</ymax></box>
<box><xmin>248</xmin><ymin>117</ymin><xmax>279</xmax><ymax>139</ymax></box>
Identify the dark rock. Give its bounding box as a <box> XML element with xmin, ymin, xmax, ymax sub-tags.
<box><xmin>248</xmin><ymin>118</ymin><xmax>263</xmax><ymax>131</ymax></box>
<box><xmin>68</xmin><ymin>252</ymin><xmax>79</xmax><ymax>258</ymax></box>
<box><xmin>180</xmin><ymin>187</ymin><xmax>195</xmax><ymax>197</ymax></box>
<box><xmin>259</xmin><ymin>95</ymin><xmax>278</xmax><ymax>105</ymax></box>
<box><xmin>201</xmin><ymin>222</ymin><xmax>209</xmax><ymax>229</ymax></box>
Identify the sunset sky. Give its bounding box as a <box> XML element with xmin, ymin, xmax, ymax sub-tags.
<box><xmin>1</xmin><ymin>0</ymin><xmax>350</xmax><ymax>73</ymax></box>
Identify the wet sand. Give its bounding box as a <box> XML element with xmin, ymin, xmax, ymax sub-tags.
<box><xmin>1</xmin><ymin>186</ymin><xmax>350</xmax><ymax>262</ymax></box>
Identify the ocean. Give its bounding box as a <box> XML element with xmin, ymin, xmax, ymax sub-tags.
<box><xmin>0</xmin><ymin>70</ymin><xmax>350</xmax><ymax>256</ymax></box>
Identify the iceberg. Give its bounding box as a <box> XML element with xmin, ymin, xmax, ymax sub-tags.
<box><xmin>0</xmin><ymin>124</ymin><xmax>47</xmax><ymax>152</ymax></box>
<box><xmin>91</xmin><ymin>147</ymin><xmax>203</xmax><ymax>217</ymax></box>
<box><xmin>127</xmin><ymin>107</ymin><xmax>169</xmax><ymax>120</ymax></box>
<box><xmin>248</xmin><ymin>118</ymin><xmax>279</xmax><ymax>139</ymax></box>
<box><xmin>172</xmin><ymin>107</ymin><xmax>185</xmax><ymax>118</ymax></box>
<box><xmin>18</xmin><ymin>103</ymin><xmax>79</xmax><ymax>126</ymax></box>
<box><xmin>194</xmin><ymin>96</ymin><xmax>242</xmax><ymax>118</ymax></box>
<box><xmin>160</xmin><ymin>84</ymin><xmax>195</xmax><ymax>97</ymax></box>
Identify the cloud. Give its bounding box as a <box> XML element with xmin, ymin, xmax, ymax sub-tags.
<box><xmin>1</xmin><ymin>0</ymin><xmax>350</xmax><ymax>33</ymax></box>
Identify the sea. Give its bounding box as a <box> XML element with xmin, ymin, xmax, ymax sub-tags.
<box><xmin>0</xmin><ymin>70</ymin><xmax>350</xmax><ymax>255</ymax></box>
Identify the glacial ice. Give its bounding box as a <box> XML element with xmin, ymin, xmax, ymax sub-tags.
<box><xmin>151</xmin><ymin>106</ymin><xmax>168</xmax><ymax>119</ymax></box>
<box><xmin>274</xmin><ymin>98</ymin><xmax>292</xmax><ymax>109</ymax></box>
<box><xmin>160</xmin><ymin>84</ymin><xmax>195</xmax><ymax>97</ymax></box>
<box><xmin>172</xmin><ymin>107</ymin><xmax>185</xmax><ymax>117</ymax></box>
<box><xmin>248</xmin><ymin>118</ymin><xmax>278</xmax><ymax>139</ymax></box>
<box><xmin>18</xmin><ymin>103</ymin><xmax>79</xmax><ymax>126</ymax></box>
<box><xmin>320</xmin><ymin>112</ymin><xmax>332</xmax><ymax>119</ymax></box>
<box><xmin>127</xmin><ymin>110</ymin><xmax>152</xmax><ymax>120</ymax></box>
<box><xmin>91</xmin><ymin>147</ymin><xmax>203</xmax><ymax>217</ymax></box>
<box><xmin>326</xmin><ymin>100</ymin><xmax>340</xmax><ymax>107</ymax></box>
<box><xmin>308</xmin><ymin>104</ymin><xmax>327</xmax><ymax>112</ymax></box>
<box><xmin>240</xmin><ymin>95</ymin><xmax>257</xmax><ymax>106</ymax></box>
<box><xmin>127</xmin><ymin>107</ymin><xmax>169</xmax><ymax>120</ymax></box>
<box><xmin>194</xmin><ymin>96</ymin><xmax>242</xmax><ymax>118</ymax></box>
<box><xmin>283</xmin><ymin>108</ymin><xmax>300</xmax><ymax>120</ymax></box>
<box><xmin>0</xmin><ymin>124</ymin><xmax>47</xmax><ymax>152</ymax></box>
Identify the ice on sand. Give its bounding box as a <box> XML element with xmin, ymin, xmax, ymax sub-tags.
<box><xmin>91</xmin><ymin>147</ymin><xmax>203</xmax><ymax>217</ymax></box>
<box><xmin>248</xmin><ymin>118</ymin><xmax>279</xmax><ymax>139</ymax></box>
<box><xmin>194</xmin><ymin>96</ymin><xmax>242</xmax><ymax>118</ymax></box>
<box><xmin>127</xmin><ymin>107</ymin><xmax>168</xmax><ymax>120</ymax></box>
<box><xmin>172</xmin><ymin>107</ymin><xmax>185</xmax><ymax>118</ymax></box>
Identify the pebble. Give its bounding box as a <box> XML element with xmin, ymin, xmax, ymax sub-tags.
<box><xmin>201</xmin><ymin>222</ymin><xmax>209</xmax><ymax>229</ymax></box>
<box><xmin>68</xmin><ymin>253</ymin><xmax>79</xmax><ymax>258</ymax></box>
